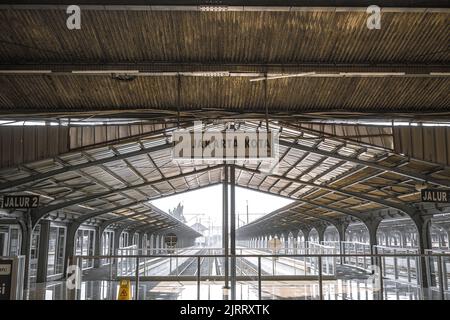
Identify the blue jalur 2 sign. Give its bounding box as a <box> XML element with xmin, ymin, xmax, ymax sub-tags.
<box><xmin>421</xmin><ymin>189</ymin><xmax>450</xmax><ymax>203</ymax></box>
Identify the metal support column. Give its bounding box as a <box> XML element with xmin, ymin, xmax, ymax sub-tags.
<box><xmin>258</xmin><ymin>256</ymin><xmax>262</xmax><ymax>300</ymax></box>
<box><xmin>197</xmin><ymin>256</ymin><xmax>201</xmax><ymax>300</ymax></box>
<box><xmin>19</xmin><ymin>211</ymin><xmax>33</xmax><ymax>290</ymax></box>
<box><xmin>93</xmin><ymin>226</ymin><xmax>102</xmax><ymax>268</ymax></box>
<box><xmin>36</xmin><ymin>220</ymin><xmax>50</xmax><ymax>283</ymax></box>
<box><xmin>223</xmin><ymin>164</ymin><xmax>229</xmax><ymax>289</ymax></box>
<box><xmin>135</xmin><ymin>257</ymin><xmax>140</xmax><ymax>300</ymax></box>
<box><xmin>318</xmin><ymin>256</ymin><xmax>323</xmax><ymax>300</ymax></box>
<box><xmin>230</xmin><ymin>164</ymin><xmax>236</xmax><ymax>300</ymax></box>
<box><xmin>63</xmin><ymin>223</ymin><xmax>79</xmax><ymax>277</ymax></box>
<box><xmin>415</xmin><ymin>217</ymin><xmax>434</xmax><ymax>288</ymax></box>
<box><xmin>365</xmin><ymin>218</ymin><xmax>381</xmax><ymax>268</ymax></box>
<box><xmin>438</xmin><ymin>256</ymin><xmax>445</xmax><ymax>300</ymax></box>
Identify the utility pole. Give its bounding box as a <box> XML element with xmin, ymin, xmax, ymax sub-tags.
<box><xmin>246</xmin><ymin>200</ymin><xmax>249</xmax><ymax>224</ymax></box>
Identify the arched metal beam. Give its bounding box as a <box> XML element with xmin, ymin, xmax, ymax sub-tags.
<box><xmin>296</xmin><ymin>198</ymin><xmax>366</xmax><ymax>221</ymax></box>
<box><xmin>279</xmin><ymin>139</ymin><xmax>450</xmax><ymax>188</ymax></box>
<box><xmin>68</xmin><ymin>182</ymin><xmax>220</xmax><ymax>230</ymax></box>
<box><xmin>236</xmin><ymin>165</ymin><xmax>419</xmax><ymax>217</ymax></box>
<box><xmin>239</xmin><ymin>183</ymin><xmax>366</xmax><ymax>223</ymax></box>
<box><xmin>74</xmin><ymin>202</ymin><xmax>148</xmax><ymax>225</ymax></box>
<box><xmin>129</xmin><ymin>223</ymin><xmax>161</xmax><ymax>236</ymax></box>
<box><xmin>288</xmin><ymin>208</ymin><xmax>339</xmax><ymax>228</ymax></box>
<box><xmin>0</xmin><ymin>142</ymin><xmax>173</xmax><ymax>191</ymax></box>
<box><xmin>99</xmin><ymin>212</ymin><xmax>142</xmax><ymax>234</ymax></box>
<box><xmin>30</xmin><ymin>165</ymin><xmax>223</xmax><ymax>226</ymax></box>
<box><xmin>238</xmin><ymin>206</ymin><xmax>320</xmax><ymax>237</ymax></box>
<box><xmin>3</xmin><ymin>128</ymin><xmax>448</xmax><ymax>194</ymax></box>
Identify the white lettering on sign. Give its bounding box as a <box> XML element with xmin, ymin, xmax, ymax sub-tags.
<box><xmin>0</xmin><ymin>195</ymin><xmax>39</xmax><ymax>209</ymax></box>
<box><xmin>421</xmin><ymin>190</ymin><xmax>450</xmax><ymax>203</ymax></box>
<box><xmin>0</xmin><ymin>265</ymin><xmax>11</xmax><ymax>275</ymax></box>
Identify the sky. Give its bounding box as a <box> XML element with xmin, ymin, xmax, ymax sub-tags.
<box><xmin>151</xmin><ymin>185</ymin><xmax>293</xmax><ymax>229</ymax></box>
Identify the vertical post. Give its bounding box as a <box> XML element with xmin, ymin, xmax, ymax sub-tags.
<box><xmin>258</xmin><ymin>256</ymin><xmax>262</xmax><ymax>300</ymax></box>
<box><xmin>79</xmin><ymin>257</ymin><xmax>83</xmax><ymax>300</ymax></box>
<box><xmin>318</xmin><ymin>256</ymin><xmax>323</xmax><ymax>300</ymax></box>
<box><xmin>415</xmin><ymin>217</ymin><xmax>433</xmax><ymax>288</ymax></box>
<box><xmin>246</xmin><ymin>200</ymin><xmax>249</xmax><ymax>225</ymax></box>
<box><xmin>135</xmin><ymin>257</ymin><xmax>140</xmax><ymax>300</ymax></box>
<box><xmin>66</xmin><ymin>255</ymin><xmax>77</xmax><ymax>300</ymax></box>
<box><xmin>93</xmin><ymin>227</ymin><xmax>102</xmax><ymax>268</ymax></box>
<box><xmin>230</xmin><ymin>164</ymin><xmax>236</xmax><ymax>300</ymax></box>
<box><xmin>208</xmin><ymin>249</ymin><xmax>212</xmax><ymax>276</ymax></box>
<box><xmin>223</xmin><ymin>164</ymin><xmax>229</xmax><ymax>289</ymax></box>
<box><xmin>197</xmin><ymin>256</ymin><xmax>201</xmax><ymax>300</ymax></box>
<box><xmin>438</xmin><ymin>256</ymin><xmax>445</xmax><ymax>300</ymax></box>
<box><xmin>20</xmin><ymin>211</ymin><xmax>33</xmax><ymax>290</ymax></box>
<box><xmin>443</xmin><ymin>255</ymin><xmax>448</xmax><ymax>291</ymax></box>
<box><xmin>367</xmin><ymin>220</ymin><xmax>380</xmax><ymax>268</ymax></box>
<box><xmin>36</xmin><ymin>220</ymin><xmax>50</xmax><ymax>283</ymax></box>
<box><xmin>378</xmin><ymin>255</ymin><xmax>384</xmax><ymax>301</ymax></box>
<box><xmin>109</xmin><ymin>257</ymin><xmax>113</xmax><ymax>281</ymax></box>
<box><xmin>407</xmin><ymin>253</ymin><xmax>411</xmax><ymax>283</ymax></box>
<box><xmin>63</xmin><ymin>223</ymin><xmax>78</xmax><ymax>279</ymax></box>
<box><xmin>393</xmin><ymin>249</ymin><xmax>399</xmax><ymax>280</ymax></box>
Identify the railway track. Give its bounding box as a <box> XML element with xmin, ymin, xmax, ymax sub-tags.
<box><xmin>171</xmin><ymin>249</ymin><xmax>212</xmax><ymax>276</ymax></box>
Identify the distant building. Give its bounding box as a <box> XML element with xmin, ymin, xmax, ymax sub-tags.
<box><xmin>191</xmin><ymin>222</ymin><xmax>208</xmax><ymax>233</ymax></box>
<box><xmin>190</xmin><ymin>222</ymin><xmax>208</xmax><ymax>246</ymax></box>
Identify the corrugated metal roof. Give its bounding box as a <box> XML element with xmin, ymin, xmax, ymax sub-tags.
<box><xmin>0</xmin><ymin>9</ymin><xmax>448</xmax><ymax>117</ymax></box>
<box><xmin>0</xmin><ymin>75</ymin><xmax>448</xmax><ymax>113</ymax></box>
<box><xmin>0</xmin><ymin>10</ymin><xmax>448</xmax><ymax>63</ymax></box>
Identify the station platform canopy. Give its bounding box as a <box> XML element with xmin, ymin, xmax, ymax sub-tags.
<box><xmin>1</xmin><ymin>121</ymin><xmax>449</xmax><ymax>236</ymax></box>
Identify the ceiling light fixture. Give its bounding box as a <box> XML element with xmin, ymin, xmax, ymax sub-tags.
<box><xmin>112</xmin><ymin>73</ymin><xmax>138</xmax><ymax>82</ymax></box>
<box><xmin>250</xmin><ymin>72</ymin><xmax>316</xmax><ymax>82</ymax></box>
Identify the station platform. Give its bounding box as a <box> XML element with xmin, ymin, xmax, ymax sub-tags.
<box><xmin>24</xmin><ymin>264</ymin><xmax>448</xmax><ymax>300</ymax></box>
<box><xmin>26</xmin><ymin>278</ymin><xmax>446</xmax><ymax>301</ymax></box>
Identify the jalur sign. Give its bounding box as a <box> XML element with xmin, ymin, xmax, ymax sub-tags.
<box><xmin>421</xmin><ymin>189</ymin><xmax>450</xmax><ymax>203</ymax></box>
<box><xmin>0</xmin><ymin>195</ymin><xmax>40</xmax><ymax>209</ymax></box>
